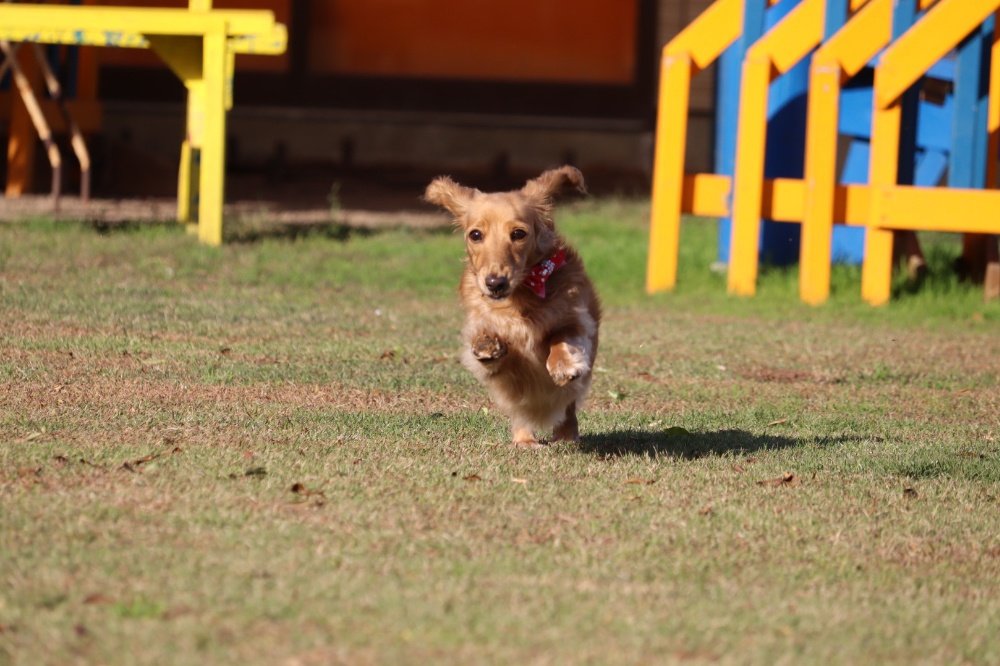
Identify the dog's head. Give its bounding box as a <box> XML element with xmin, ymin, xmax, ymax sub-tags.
<box><xmin>424</xmin><ymin>166</ymin><xmax>587</xmax><ymax>301</ymax></box>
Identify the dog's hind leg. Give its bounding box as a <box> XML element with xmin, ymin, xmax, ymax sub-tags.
<box><xmin>552</xmin><ymin>402</ymin><xmax>580</xmax><ymax>442</ymax></box>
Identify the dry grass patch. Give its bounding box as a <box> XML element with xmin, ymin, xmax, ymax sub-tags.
<box><xmin>2</xmin><ymin>207</ymin><xmax>999</xmax><ymax>664</ymax></box>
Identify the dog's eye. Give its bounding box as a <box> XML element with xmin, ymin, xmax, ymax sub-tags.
<box><xmin>510</xmin><ymin>229</ymin><xmax>527</xmax><ymax>241</ymax></box>
<box><xmin>468</xmin><ymin>229</ymin><xmax>483</xmax><ymax>243</ymax></box>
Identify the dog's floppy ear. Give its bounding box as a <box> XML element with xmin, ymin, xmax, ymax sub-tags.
<box><xmin>425</xmin><ymin>176</ymin><xmax>478</xmax><ymax>219</ymax></box>
<box><xmin>521</xmin><ymin>165</ymin><xmax>587</xmax><ymax>203</ymax></box>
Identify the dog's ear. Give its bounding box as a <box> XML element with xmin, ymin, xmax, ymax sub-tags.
<box><xmin>521</xmin><ymin>166</ymin><xmax>587</xmax><ymax>203</ymax></box>
<box><xmin>425</xmin><ymin>176</ymin><xmax>477</xmax><ymax>219</ymax></box>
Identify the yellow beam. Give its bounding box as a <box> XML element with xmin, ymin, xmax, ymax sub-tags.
<box><xmin>679</xmin><ymin>175</ymin><xmax>876</xmax><ymax>226</ymax></box>
<box><xmin>665</xmin><ymin>0</ymin><xmax>743</xmax><ymax>72</ymax></box>
<box><xmin>146</xmin><ymin>34</ymin><xmax>203</xmax><ymax>81</ymax></box>
<box><xmin>0</xmin><ymin>5</ymin><xmax>285</xmax><ymax>58</ymax></box>
<box><xmin>682</xmin><ymin>174</ymin><xmax>731</xmax><ymax>218</ymax></box>
<box><xmin>727</xmin><ymin>55</ymin><xmax>771</xmax><ymax>296</ymax></box>
<box><xmin>0</xmin><ymin>26</ymin><xmax>285</xmax><ymax>56</ymax></box>
<box><xmin>862</xmin><ymin>89</ymin><xmax>901</xmax><ymax>306</ymax></box>
<box><xmin>800</xmin><ymin>63</ymin><xmax>841</xmax><ymax>305</ymax></box>
<box><xmin>837</xmin><ymin>183</ymin><xmax>872</xmax><ymax>225</ymax></box>
<box><xmin>875</xmin><ymin>0</ymin><xmax>998</xmax><ymax>108</ymax></box>
<box><xmin>0</xmin><ymin>6</ymin><xmax>277</xmax><ymax>39</ymax></box>
<box><xmin>869</xmin><ymin>186</ymin><xmax>1000</xmax><ymax>233</ymax></box>
<box><xmin>646</xmin><ymin>53</ymin><xmax>692</xmax><ymax>293</ymax></box>
<box><xmin>197</xmin><ymin>21</ymin><xmax>228</xmax><ymax>246</ymax></box>
<box><xmin>762</xmin><ymin>177</ymin><xmax>805</xmax><ymax>222</ymax></box>
<box><xmin>748</xmin><ymin>0</ymin><xmax>824</xmax><ymax>75</ymax></box>
<box><xmin>228</xmin><ymin>25</ymin><xmax>287</xmax><ymax>56</ymax></box>
<box><xmin>821</xmin><ymin>0</ymin><xmax>893</xmax><ymax>76</ymax></box>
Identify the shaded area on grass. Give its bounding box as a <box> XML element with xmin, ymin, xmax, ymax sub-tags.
<box><xmin>580</xmin><ymin>428</ymin><xmax>801</xmax><ymax>459</ymax></box>
<box><xmin>896</xmin><ymin>454</ymin><xmax>1000</xmax><ymax>484</ymax></box>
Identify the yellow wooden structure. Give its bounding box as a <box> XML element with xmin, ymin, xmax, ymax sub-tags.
<box><xmin>728</xmin><ymin>0</ymin><xmax>864</xmax><ymax>297</ymax></box>
<box><xmin>647</xmin><ymin>0</ymin><xmax>1000</xmax><ymax>304</ymax></box>
<box><xmin>646</xmin><ymin>0</ymin><xmax>743</xmax><ymax>294</ymax></box>
<box><xmin>860</xmin><ymin>0</ymin><xmax>1000</xmax><ymax>304</ymax></box>
<box><xmin>799</xmin><ymin>0</ymin><xmax>904</xmax><ymax>305</ymax></box>
<box><xmin>0</xmin><ymin>1</ymin><xmax>286</xmax><ymax>245</ymax></box>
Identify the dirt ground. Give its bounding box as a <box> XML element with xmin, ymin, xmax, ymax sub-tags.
<box><xmin>0</xmin><ymin>161</ymin><xmax>651</xmax><ymax>230</ymax></box>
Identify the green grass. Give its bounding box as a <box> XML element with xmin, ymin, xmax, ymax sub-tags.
<box><xmin>1</xmin><ymin>202</ymin><xmax>999</xmax><ymax>665</ymax></box>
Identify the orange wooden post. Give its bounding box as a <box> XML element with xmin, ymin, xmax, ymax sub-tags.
<box><xmin>646</xmin><ymin>50</ymin><xmax>691</xmax><ymax>293</ymax></box>
<box><xmin>726</xmin><ymin>53</ymin><xmax>771</xmax><ymax>296</ymax></box>
<box><xmin>5</xmin><ymin>43</ymin><xmax>38</xmax><ymax>197</ymax></box>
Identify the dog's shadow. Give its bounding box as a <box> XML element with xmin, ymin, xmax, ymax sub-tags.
<box><xmin>579</xmin><ymin>428</ymin><xmax>800</xmax><ymax>459</ymax></box>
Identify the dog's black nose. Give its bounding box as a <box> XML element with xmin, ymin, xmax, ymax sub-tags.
<box><xmin>485</xmin><ymin>275</ymin><xmax>509</xmax><ymax>294</ymax></box>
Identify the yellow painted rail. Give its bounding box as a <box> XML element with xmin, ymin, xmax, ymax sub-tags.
<box><xmin>0</xmin><ymin>2</ymin><xmax>287</xmax><ymax>246</ymax></box>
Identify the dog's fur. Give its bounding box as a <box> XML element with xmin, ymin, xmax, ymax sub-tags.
<box><xmin>425</xmin><ymin>166</ymin><xmax>601</xmax><ymax>448</ymax></box>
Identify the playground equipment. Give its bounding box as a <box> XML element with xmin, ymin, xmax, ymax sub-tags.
<box><xmin>0</xmin><ymin>1</ymin><xmax>286</xmax><ymax>246</ymax></box>
<box><xmin>647</xmin><ymin>0</ymin><xmax>1000</xmax><ymax>304</ymax></box>
<box><xmin>0</xmin><ymin>38</ymin><xmax>93</xmax><ymax>204</ymax></box>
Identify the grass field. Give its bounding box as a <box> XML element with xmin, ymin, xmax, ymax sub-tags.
<box><xmin>2</xmin><ymin>201</ymin><xmax>999</xmax><ymax>665</ymax></box>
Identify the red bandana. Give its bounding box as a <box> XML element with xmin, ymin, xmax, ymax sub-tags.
<box><xmin>523</xmin><ymin>249</ymin><xmax>567</xmax><ymax>298</ymax></box>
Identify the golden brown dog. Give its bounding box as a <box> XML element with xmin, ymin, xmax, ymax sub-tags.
<box><xmin>425</xmin><ymin>166</ymin><xmax>601</xmax><ymax>448</ymax></box>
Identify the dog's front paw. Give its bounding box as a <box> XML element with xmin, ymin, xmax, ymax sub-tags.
<box><xmin>472</xmin><ymin>335</ymin><xmax>508</xmax><ymax>363</ymax></box>
<box><xmin>546</xmin><ymin>343</ymin><xmax>589</xmax><ymax>387</ymax></box>
<box><xmin>514</xmin><ymin>438</ymin><xmax>548</xmax><ymax>450</ymax></box>
<box><xmin>548</xmin><ymin>361</ymin><xmax>583</xmax><ymax>386</ymax></box>
<box><xmin>513</xmin><ymin>427</ymin><xmax>547</xmax><ymax>449</ymax></box>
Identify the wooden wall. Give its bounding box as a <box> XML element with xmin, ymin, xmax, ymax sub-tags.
<box><xmin>91</xmin><ymin>0</ymin><xmax>716</xmax><ymax>122</ymax></box>
<box><xmin>91</xmin><ymin>0</ymin><xmax>660</xmax><ymax>120</ymax></box>
<box><xmin>305</xmin><ymin>0</ymin><xmax>637</xmax><ymax>84</ymax></box>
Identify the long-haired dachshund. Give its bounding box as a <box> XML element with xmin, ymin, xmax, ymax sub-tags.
<box><xmin>425</xmin><ymin>166</ymin><xmax>601</xmax><ymax>448</ymax></box>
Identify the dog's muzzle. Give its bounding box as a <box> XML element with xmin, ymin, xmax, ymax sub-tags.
<box><xmin>484</xmin><ymin>275</ymin><xmax>510</xmax><ymax>299</ymax></box>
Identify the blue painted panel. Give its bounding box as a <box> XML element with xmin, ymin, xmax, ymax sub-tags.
<box><xmin>915</xmin><ymin>149</ymin><xmax>949</xmax><ymax>187</ymax></box>
<box><xmin>950</xmin><ymin>17</ymin><xmax>992</xmax><ymax>190</ymax></box>
<box><xmin>917</xmin><ymin>96</ymin><xmax>954</xmax><ymax>153</ymax></box>
<box><xmin>839</xmin><ymin>84</ymin><xmax>952</xmax><ymax>153</ymax></box>
<box><xmin>717</xmin><ymin>0</ymin><xmax>808</xmax><ymax>265</ymax></box>
<box><xmin>841</xmin><ymin>139</ymin><xmax>871</xmax><ymax>185</ymax></box>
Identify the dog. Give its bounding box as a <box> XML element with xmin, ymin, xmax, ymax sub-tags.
<box><xmin>425</xmin><ymin>166</ymin><xmax>601</xmax><ymax>448</ymax></box>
